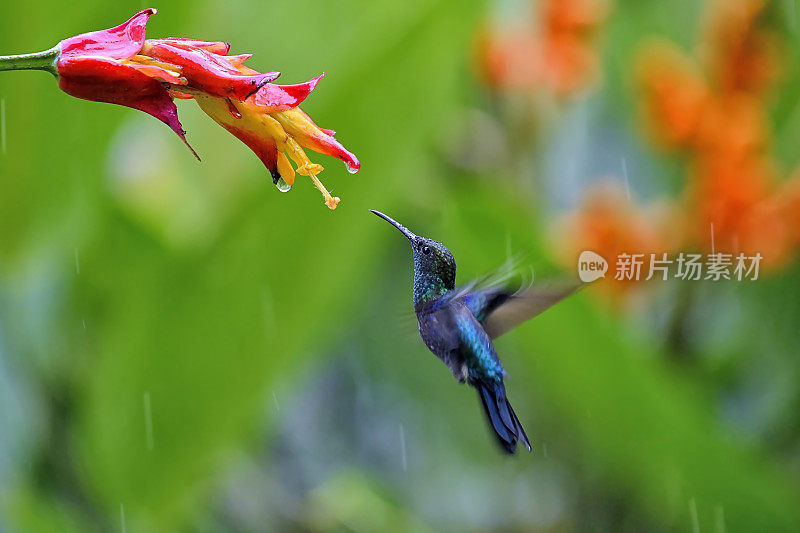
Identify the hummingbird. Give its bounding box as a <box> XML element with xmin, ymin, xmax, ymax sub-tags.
<box><xmin>371</xmin><ymin>210</ymin><xmax>581</xmax><ymax>454</ymax></box>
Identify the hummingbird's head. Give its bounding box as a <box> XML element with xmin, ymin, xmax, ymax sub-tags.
<box><xmin>370</xmin><ymin>210</ymin><xmax>456</xmax><ymax>304</ymax></box>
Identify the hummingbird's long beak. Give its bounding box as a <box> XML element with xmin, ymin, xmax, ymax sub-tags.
<box><xmin>370</xmin><ymin>210</ymin><xmax>417</xmax><ymax>242</ymax></box>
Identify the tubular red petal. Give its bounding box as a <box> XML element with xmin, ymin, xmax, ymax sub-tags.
<box><xmin>142</xmin><ymin>42</ymin><xmax>279</xmax><ymax>100</ymax></box>
<box><xmin>274</xmin><ymin>108</ymin><xmax>360</xmax><ymax>172</ymax></box>
<box><xmin>219</xmin><ymin>122</ymin><xmax>281</xmax><ymax>181</ymax></box>
<box><xmin>57</xmin><ymin>56</ymin><xmax>198</xmax><ymax>159</ymax></box>
<box><xmin>251</xmin><ymin>75</ymin><xmax>322</xmax><ymax>112</ymax></box>
<box><xmin>310</xmin><ymin>135</ymin><xmax>360</xmax><ymax>172</ymax></box>
<box><xmin>226</xmin><ymin>54</ymin><xmax>253</xmax><ymax>66</ymax></box>
<box><xmin>148</xmin><ymin>37</ymin><xmax>231</xmax><ymax>55</ymax></box>
<box><xmin>296</xmin><ymin>135</ymin><xmax>361</xmax><ymax>172</ymax></box>
<box><xmin>291</xmin><ymin>125</ymin><xmax>359</xmax><ymax>171</ymax></box>
<box><xmin>59</xmin><ymin>9</ymin><xmax>155</xmax><ymax>60</ymax></box>
<box><xmin>294</xmin><ymin>107</ymin><xmax>335</xmax><ymax>135</ymax></box>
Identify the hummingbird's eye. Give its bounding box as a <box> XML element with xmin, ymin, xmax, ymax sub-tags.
<box><xmin>422</xmin><ymin>245</ymin><xmax>432</xmax><ymax>255</ymax></box>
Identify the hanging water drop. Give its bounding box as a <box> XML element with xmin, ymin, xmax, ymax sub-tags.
<box><xmin>275</xmin><ymin>178</ymin><xmax>291</xmax><ymax>192</ymax></box>
<box><xmin>345</xmin><ymin>162</ymin><xmax>358</xmax><ymax>174</ymax></box>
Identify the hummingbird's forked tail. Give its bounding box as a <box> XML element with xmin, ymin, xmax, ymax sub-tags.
<box><xmin>471</xmin><ymin>378</ymin><xmax>531</xmax><ymax>454</ymax></box>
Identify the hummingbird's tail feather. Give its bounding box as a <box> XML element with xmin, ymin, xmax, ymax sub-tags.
<box><xmin>471</xmin><ymin>378</ymin><xmax>531</xmax><ymax>454</ymax></box>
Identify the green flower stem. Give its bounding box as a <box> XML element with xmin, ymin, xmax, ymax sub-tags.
<box><xmin>0</xmin><ymin>46</ymin><xmax>60</xmax><ymax>75</ymax></box>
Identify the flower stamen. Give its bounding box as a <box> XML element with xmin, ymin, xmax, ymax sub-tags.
<box><xmin>308</xmin><ymin>171</ymin><xmax>340</xmax><ymax>210</ymax></box>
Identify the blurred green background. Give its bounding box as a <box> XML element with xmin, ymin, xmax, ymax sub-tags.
<box><xmin>2</xmin><ymin>0</ymin><xmax>800</xmax><ymax>531</ymax></box>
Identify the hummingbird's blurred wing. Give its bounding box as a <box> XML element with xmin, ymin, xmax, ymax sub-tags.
<box><xmin>464</xmin><ymin>280</ymin><xmax>583</xmax><ymax>339</ymax></box>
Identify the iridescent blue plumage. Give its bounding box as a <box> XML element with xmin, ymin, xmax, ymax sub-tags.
<box><xmin>371</xmin><ymin>210</ymin><xmax>580</xmax><ymax>453</ymax></box>
<box><xmin>455</xmin><ymin>310</ymin><xmax>504</xmax><ymax>382</ymax></box>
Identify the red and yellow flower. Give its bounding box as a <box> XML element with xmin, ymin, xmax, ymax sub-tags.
<box><xmin>0</xmin><ymin>9</ymin><xmax>359</xmax><ymax>209</ymax></box>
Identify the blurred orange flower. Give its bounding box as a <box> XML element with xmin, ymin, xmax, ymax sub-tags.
<box><xmin>556</xmin><ymin>184</ymin><xmax>676</xmax><ymax>295</ymax></box>
<box><xmin>478</xmin><ymin>0</ymin><xmax>607</xmax><ymax>95</ymax></box>
<box><xmin>685</xmin><ymin>155</ymin><xmax>789</xmax><ymax>261</ymax></box>
<box><xmin>633</xmin><ymin>0</ymin><xmax>799</xmax><ymax>269</ymax></box>
<box><xmin>637</xmin><ymin>43</ymin><xmax>709</xmax><ymax>149</ymax></box>
<box><xmin>693</xmin><ymin>94</ymin><xmax>767</xmax><ymax>163</ymax></box>
<box><xmin>706</xmin><ymin>0</ymin><xmax>779</xmax><ymax>95</ymax></box>
<box><xmin>557</xmin><ymin>0</ymin><xmax>800</xmax><ymax>298</ymax></box>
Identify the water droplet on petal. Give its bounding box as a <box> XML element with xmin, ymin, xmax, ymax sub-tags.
<box><xmin>275</xmin><ymin>178</ymin><xmax>291</xmax><ymax>192</ymax></box>
<box><xmin>345</xmin><ymin>162</ymin><xmax>358</xmax><ymax>174</ymax></box>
